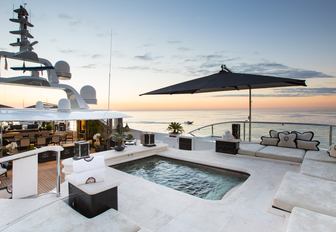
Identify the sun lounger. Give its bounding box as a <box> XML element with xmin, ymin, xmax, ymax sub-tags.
<box><xmin>273</xmin><ymin>172</ymin><xmax>336</xmax><ymax>217</ymax></box>
<box><xmin>301</xmin><ymin>159</ymin><xmax>336</xmax><ymax>182</ymax></box>
<box><xmin>304</xmin><ymin>150</ymin><xmax>336</xmax><ymax>163</ymax></box>
<box><xmin>256</xmin><ymin>146</ymin><xmax>305</xmax><ymax>163</ymax></box>
<box><xmin>238</xmin><ymin>143</ymin><xmax>265</xmax><ymax>156</ymax></box>
<box><xmin>286</xmin><ymin>207</ymin><xmax>336</xmax><ymax>232</ymax></box>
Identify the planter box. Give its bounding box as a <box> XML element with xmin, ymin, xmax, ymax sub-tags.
<box><xmin>216</xmin><ymin>139</ymin><xmax>239</xmax><ymax>154</ymax></box>
<box><xmin>68</xmin><ymin>182</ymin><xmax>118</xmax><ymax>218</ymax></box>
<box><xmin>179</xmin><ymin>137</ymin><xmax>192</xmax><ymax>150</ymax></box>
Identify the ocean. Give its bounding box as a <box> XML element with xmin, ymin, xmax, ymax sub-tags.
<box><xmin>123</xmin><ymin>109</ymin><xmax>336</xmax><ymax>148</ymax></box>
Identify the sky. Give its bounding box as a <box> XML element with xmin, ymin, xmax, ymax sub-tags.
<box><xmin>0</xmin><ymin>0</ymin><xmax>335</xmax><ymax>111</ymax></box>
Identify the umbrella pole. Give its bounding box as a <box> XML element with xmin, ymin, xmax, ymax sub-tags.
<box><xmin>249</xmin><ymin>88</ymin><xmax>252</xmax><ymax>142</ymax></box>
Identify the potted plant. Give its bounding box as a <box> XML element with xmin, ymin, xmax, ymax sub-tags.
<box><xmin>167</xmin><ymin>122</ymin><xmax>184</xmax><ymax>137</ymax></box>
<box><xmin>112</xmin><ymin>133</ymin><xmax>125</xmax><ymax>151</ymax></box>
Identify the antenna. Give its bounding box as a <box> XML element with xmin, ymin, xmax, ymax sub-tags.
<box><xmin>107</xmin><ymin>29</ymin><xmax>112</xmax><ymax>110</ymax></box>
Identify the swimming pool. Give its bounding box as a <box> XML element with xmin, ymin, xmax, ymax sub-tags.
<box><xmin>112</xmin><ymin>156</ymin><xmax>249</xmax><ymax>200</ymax></box>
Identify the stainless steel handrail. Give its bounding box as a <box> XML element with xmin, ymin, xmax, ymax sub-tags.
<box><xmin>188</xmin><ymin>120</ymin><xmax>335</xmax><ymax>146</ymax></box>
<box><xmin>0</xmin><ymin>146</ymin><xmax>64</xmax><ymax>197</ymax></box>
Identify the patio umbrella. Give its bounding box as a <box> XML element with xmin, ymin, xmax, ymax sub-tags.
<box><xmin>0</xmin><ymin>104</ymin><xmax>13</xmax><ymax>108</ymax></box>
<box><xmin>140</xmin><ymin>65</ymin><xmax>307</xmax><ymax>141</ymax></box>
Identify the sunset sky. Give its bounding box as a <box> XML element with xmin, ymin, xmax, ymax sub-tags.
<box><xmin>0</xmin><ymin>0</ymin><xmax>335</xmax><ymax>111</ymax></box>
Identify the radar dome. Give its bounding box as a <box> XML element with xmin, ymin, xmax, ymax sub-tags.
<box><xmin>55</xmin><ymin>61</ymin><xmax>72</xmax><ymax>80</ymax></box>
<box><xmin>80</xmin><ymin>85</ymin><xmax>97</xmax><ymax>104</ymax></box>
<box><xmin>57</xmin><ymin>98</ymin><xmax>71</xmax><ymax>112</ymax></box>
<box><xmin>35</xmin><ymin>101</ymin><xmax>44</xmax><ymax>110</ymax></box>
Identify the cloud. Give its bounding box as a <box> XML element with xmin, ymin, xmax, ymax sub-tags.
<box><xmin>213</xmin><ymin>88</ymin><xmax>336</xmax><ymax>97</ymax></box>
<box><xmin>69</xmin><ymin>20</ymin><xmax>81</xmax><ymax>26</ymax></box>
<box><xmin>233</xmin><ymin>63</ymin><xmax>333</xmax><ymax>79</ymax></box>
<box><xmin>58</xmin><ymin>13</ymin><xmax>72</xmax><ymax>19</ymax></box>
<box><xmin>120</xmin><ymin>66</ymin><xmax>150</xmax><ymax>71</ymax></box>
<box><xmin>178</xmin><ymin>47</ymin><xmax>192</xmax><ymax>51</ymax></box>
<box><xmin>80</xmin><ymin>64</ymin><xmax>96</xmax><ymax>69</ymax></box>
<box><xmin>96</xmin><ymin>31</ymin><xmax>118</xmax><ymax>38</ymax></box>
<box><xmin>91</xmin><ymin>54</ymin><xmax>103</xmax><ymax>59</ymax></box>
<box><xmin>167</xmin><ymin>40</ymin><xmax>182</xmax><ymax>44</ymax></box>
<box><xmin>202</xmin><ymin>54</ymin><xmax>222</xmax><ymax>60</ymax></box>
<box><xmin>119</xmin><ymin>66</ymin><xmax>166</xmax><ymax>73</ymax></box>
<box><xmin>58</xmin><ymin>13</ymin><xmax>81</xmax><ymax>26</ymax></box>
<box><xmin>134</xmin><ymin>53</ymin><xmax>162</xmax><ymax>61</ymax></box>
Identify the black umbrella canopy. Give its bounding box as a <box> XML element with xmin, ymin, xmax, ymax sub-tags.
<box><xmin>140</xmin><ymin>66</ymin><xmax>306</xmax><ymax>95</ymax></box>
<box><xmin>0</xmin><ymin>104</ymin><xmax>13</xmax><ymax>108</ymax></box>
<box><xmin>140</xmin><ymin>65</ymin><xmax>307</xmax><ymax>141</ymax></box>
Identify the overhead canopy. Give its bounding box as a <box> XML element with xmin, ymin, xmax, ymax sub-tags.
<box><xmin>140</xmin><ymin>66</ymin><xmax>306</xmax><ymax>95</ymax></box>
<box><xmin>0</xmin><ymin>109</ymin><xmax>129</xmax><ymax>121</ymax></box>
<box><xmin>141</xmin><ymin>65</ymin><xmax>307</xmax><ymax>141</ymax></box>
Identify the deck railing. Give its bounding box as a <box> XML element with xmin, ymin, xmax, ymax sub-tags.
<box><xmin>188</xmin><ymin>121</ymin><xmax>335</xmax><ymax>148</ymax></box>
<box><xmin>0</xmin><ymin>146</ymin><xmax>64</xmax><ymax>198</ymax></box>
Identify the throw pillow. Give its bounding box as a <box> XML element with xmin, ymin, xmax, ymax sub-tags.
<box><xmin>269</xmin><ymin>130</ymin><xmax>289</xmax><ymax>138</ymax></box>
<box><xmin>277</xmin><ymin>132</ymin><xmax>297</xmax><ymax>148</ymax></box>
<box><xmin>260</xmin><ymin>136</ymin><xmax>279</xmax><ymax>146</ymax></box>
<box><xmin>328</xmin><ymin>144</ymin><xmax>336</xmax><ymax>158</ymax></box>
<box><xmin>292</xmin><ymin>131</ymin><xmax>314</xmax><ymax>141</ymax></box>
<box><xmin>296</xmin><ymin>140</ymin><xmax>319</xmax><ymax>151</ymax></box>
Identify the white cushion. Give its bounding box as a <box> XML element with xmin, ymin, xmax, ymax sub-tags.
<box><xmin>269</xmin><ymin>130</ymin><xmax>289</xmax><ymax>138</ymax></box>
<box><xmin>301</xmin><ymin>159</ymin><xmax>336</xmax><ymax>182</ymax></box>
<box><xmin>256</xmin><ymin>146</ymin><xmax>305</xmax><ymax>163</ymax></box>
<box><xmin>292</xmin><ymin>131</ymin><xmax>314</xmax><ymax>141</ymax></box>
<box><xmin>273</xmin><ymin>172</ymin><xmax>336</xmax><ymax>217</ymax></box>
<box><xmin>278</xmin><ymin>132</ymin><xmax>297</xmax><ymax>148</ymax></box>
<box><xmin>287</xmin><ymin>207</ymin><xmax>336</xmax><ymax>232</ymax></box>
<box><xmin>260</xmin><ymin>137</ymin><xmax>279</xmax><ymax>146</ymax></box>
<box><xmin>304</xmin><ymin>150</ymin><xmax>336</xmax><ymax>163</ymax></box>
<box><xmin>296</xmin><ymin>140</ymin><xmax>319</xmax><ymax>151</ymax></box>
<box><xmin>238</xmin><ymin>143</ymin><xmax>265</xmax><ymax>156</ymax></box>
<box><xmin>328</xmin><ymin>144</ymin><xmax>336</xmax><ymax>158</ymax></box>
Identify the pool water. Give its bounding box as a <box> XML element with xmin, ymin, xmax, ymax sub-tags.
<box><xmin>112</xmin><ymin>156</ymin><xmax>249</xmax><ymax>200</ymax></box>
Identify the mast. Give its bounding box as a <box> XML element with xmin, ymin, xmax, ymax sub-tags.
<box><xmin>9</xmin><ymin>5</ymin><xmax>38</xmax><ymax>52</ymax></box>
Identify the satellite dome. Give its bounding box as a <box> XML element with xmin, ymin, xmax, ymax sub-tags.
<box><xmin>80</xmin><ymin>85</ymin><xmax>97</xmax><ymax>104</ymax></box>
<box><xmin>35</xmin><ymin>101</ymin><xmax>44</xmax><ymax>110</ymax></box>
<box><xmin>57</xmin><ymin>98</ymin><xmax>71</xmax><ymax>112</ymax></box>
<box><xmin>55</xmin><ymin>60</ymin><xmax>72</xmax><ymax>80</ymax></box>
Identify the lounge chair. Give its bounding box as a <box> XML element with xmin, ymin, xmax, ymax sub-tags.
<box><xmin>286</xmin><ymin>207</ymin><xmax>336</xmax><ymax>232</ymax></box>
<box><xmin>238</xmin><ymin>143</ymin><xmax>265</xmax><ymax>156</ymax></box>
<box><xmin>301</xmin><ymin>159</ymin><xmax>336</xmax><ymax>182</ymax></box>
<box><xmin>256</xmin><ymin>146</ymin><xmax>305</xmax><ymax>163</ymax></box>
<box><xmin>273</xmin><ymin>172</ymin><xmax>336</xmax><ymax>217</ymax></box>
<box><xmin>51</xmin><ymin>136</ymin><xmax>60</xmax><ymax>145</ymax></box>
<box><xmin>304</xmin><ymin>150</ymin><xmax>336</xmax><ymax>163</ymax></box>
<box><xmin>36</xmin><ymin>137</ymin><xmax>47</xmax><ymax>147</ymax></box>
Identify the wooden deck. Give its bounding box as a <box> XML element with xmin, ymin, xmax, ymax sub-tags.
<box><xmin>0</xmin><ymin>161</ymin><xmax>65</xmax><ymax>195</ymax></box>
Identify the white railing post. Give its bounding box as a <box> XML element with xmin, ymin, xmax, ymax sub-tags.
<box><xmin>329</xmin><ymin>125</ymin><xmax>333</xmax><ymax>146</ymax></box>
<box><xmin>56</xmin><ymin>150</ymin><xmax>61</xmax><ymax>197</ymax></box>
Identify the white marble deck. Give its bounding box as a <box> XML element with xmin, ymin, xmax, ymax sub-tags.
<box><xmin>111</xmin><ymin>148</ymin><xmax>300</xmax><ymax>232</ymax></box>
<box><xmin>0</xmin><ymin>147</ymin><xmax>301</xmax><ymax>232</ymax></box>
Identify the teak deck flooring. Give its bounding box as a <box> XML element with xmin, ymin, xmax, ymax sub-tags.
<box><xmin>0</xmin><ymin>161</ymin><xmax>65</xmax><ymax>195</ymax></box>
